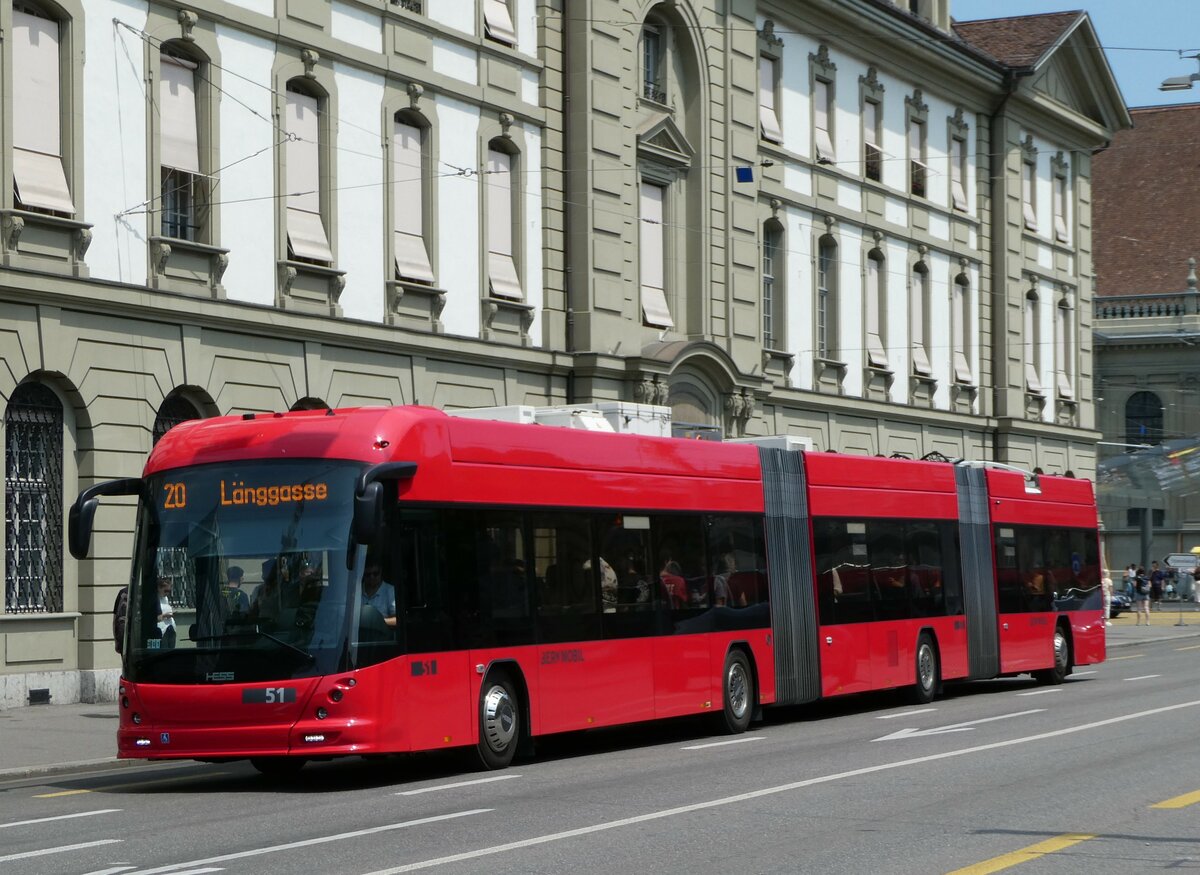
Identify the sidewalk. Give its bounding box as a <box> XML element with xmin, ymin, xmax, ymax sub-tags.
<box><xmin>3</xmin><ymin>611</ymin><xmax>1198</xmax><ymax>781</ymax></box>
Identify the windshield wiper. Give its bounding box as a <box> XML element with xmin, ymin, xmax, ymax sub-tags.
<box><xmin>192</xmin><ymin>627</ymin><xmax>314</xmax><ymax>663</ymax></box>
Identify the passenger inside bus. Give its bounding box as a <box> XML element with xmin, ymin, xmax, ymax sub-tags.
<box><xmin>360</xmin><ymin>557</ymin><xmax>396</xmax><ymax>628</ymax></box>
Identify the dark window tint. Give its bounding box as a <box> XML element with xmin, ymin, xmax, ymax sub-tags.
<box><xmin>653</xmin><ymin>513</ymin><xmax>709</xmax><ymax>628</ymax></box>
<box><xmin>993</xmin><ymin>525</ymin><xmax>1102</xmax><ymax>614</ymax></box>
<box><xmin>598</xmin><ymin>514</ymin><xmax>657</xmax><ymax>639</ymax></box>
<box><xmin>533</xmin><ymin>512</ymin><xmax>600</xmax><ymax>644</ymax></box>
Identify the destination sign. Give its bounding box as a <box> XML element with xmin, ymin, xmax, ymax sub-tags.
<box><xmin>159</xmin><ymin>479</ymin><xmax>330</xmax><ymax>511</ymax></box>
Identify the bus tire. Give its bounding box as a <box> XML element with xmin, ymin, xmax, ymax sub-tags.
<box><xmin>911</xmin><ymin>633</ymin><xmax>939</xmax><ymax>705</ymax></box>
<box><xmin>250</xmin><ymin>756</ymin><xmax>306</xmax><ymax>778</ymax></box>
<box><xmin>476</xmin><ymin>671</ymin><xmax>520</xmax><ymax>770</ymax></box>
<box><xmin>1035</xmin><ymin>624</ymin><xmax>1071</xmax><ymax>685</ymax></box>
<box><xmin>720</xmin><ymin>650</ymin><xmax>754</xmax><ymax>734</ymax></box>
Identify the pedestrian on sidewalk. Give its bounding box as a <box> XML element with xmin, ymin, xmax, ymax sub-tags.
<box><xmin>1101</xmin><ymin>573</ymin><xmax>1112</xmax><ymax>626</ymax></box>
<box><xmin>1125</xmin><ymin>562</ymin><xmax>1138</xmax><ymax>597</ymax></box>
<box><xmin>1150</xmin><ymin>561</ymin><xmax>1165</xmax><ymax>611</ymax></box>
<box><xmin>1135</xmin><ymin>566</ymin><xmax>1152</xmax><ymax>624</ymax></box>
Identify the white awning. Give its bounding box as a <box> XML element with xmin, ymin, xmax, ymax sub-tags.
<box><xmin>641</xmin><ymin>284</ymin><xmax>674</xmax><ymax>329</ymax></box>
<box><xmin>484</xmin><ymin>0</ymin><xmax>517</xmax><ymax>45</ymax></box>
<box><xmin>394</xmin><ymin>231</ymin><xmax>434</xmax><ymax>284</ymax></box>
<box><xmin>488</xmin><ymin>251</ymin><xmax>523</xmax><ymax>299</ymax></box>
<box><xmin>13</xmin><ymin>10</ymin><xmax>61</xmax><ymax>157</ymax></box>
<box><xmin>287</xmin><ymin>207</ymin><xmax>332</xmax><ymax>264</ymax></box>
<box><xmin>286</xmin><ymin>90</ymin><xmax>321</xmax><ymax>215</ymax></box>
<box><xmin>13</xmin><ymin>148</ymin><xmax>74</xmax><ymax>215</ymax></box>
<box><xmin>160</xmin><ymin>55</ymin><xmax>201</xmax><ymax>174</ymax></box>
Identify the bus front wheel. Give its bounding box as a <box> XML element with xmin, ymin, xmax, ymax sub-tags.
<box><xmin>476</xmin><ymin>672</ymin><xmax>520</xmax><ymax>770</ymax></box>
<box><xmin>720</xmin><ymin>650</ymin><xmax>754</xmax><ymax>734</ymax></box>
<box><xmin>1035</xmin><ymin>625</ymin><xmax>1071</xmax><ymax>685</ymax></box>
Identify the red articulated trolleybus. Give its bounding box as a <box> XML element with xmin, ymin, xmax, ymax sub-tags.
<box><xmin>69</xmin><ymin>405</ymin><xmax>1104</xmax><ymax>775</ymax></box>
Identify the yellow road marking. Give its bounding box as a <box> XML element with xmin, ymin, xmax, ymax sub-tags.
<box><xmin>33</xmin><ymin>789</ymin><xmax>91</xmax><ymax>798</ymax></box>
<box><xmin>1152</xmin><ymin>789</ymin><xmax>1200</xmax><ymax>809</ymax></box>
<box><xmin>1107</xmin><ymin>654</ymin><xmax>1144</xmax><ymax>661</ymax></box>
<box><xmin>1175</xmin><ymin>644</ymin><xmax>1200</xmax><ymax>652</ymax></box>
<box><xmin>946</xmin><ymin>833</ymin><xmax>1095</xmax><ymax>874</ymax></box>
<box><xmin>33</xmin><ymin>770</ymin><xmax>228</xmax><ymax>798</ymax></box>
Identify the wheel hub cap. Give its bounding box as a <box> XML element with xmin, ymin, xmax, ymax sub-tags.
<box><xmin>482</xmin><ymin>685</ymin><xmax>516</xmax><ymax>753</ymax></box>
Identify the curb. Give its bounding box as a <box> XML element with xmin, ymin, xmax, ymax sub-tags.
<box><xmin>0</xmin><ymin>756</ymin><xmax>143</xmax><ymax>782</ymax></box>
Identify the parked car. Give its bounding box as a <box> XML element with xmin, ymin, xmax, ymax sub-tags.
<box><xmin>1109</xmin><ymin>591</ymin><xmax>1132</xmax><ymax>618</ymax></box>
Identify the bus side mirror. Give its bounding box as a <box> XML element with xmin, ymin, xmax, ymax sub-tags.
<box><xmin>68</xmin><ymin>477</ymin><xmax>142</xmax><ymax>560</ymax></box>
<box><xmin>353</xmin><ymin>481</ymin><xmax>383</xmax><ymax>544</ymax></box>
<box><xmin>68</xmin><ymin>499</ymin><xmax>99</xmax><ymax>560</ymax></box>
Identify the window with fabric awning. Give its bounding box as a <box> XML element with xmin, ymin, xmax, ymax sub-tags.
<box><xmin>285</xmin><ymin>86</ymin><xmax>333</xmax><ymax>264</ymax></box>
<box><xmin>484</xmin><ymin>0</ymin><xmax>516</xmax><ymax>46</ymax></box>
<box><xmin>487</xmin><ymin>148</ymin><xmax>522</xmax><ymax>299</ymax></box>
<box><xmin>160</xmin><ymin>54</ymin><xmax>200</xmax><ymax>175</ymax></box>
<box><xmin>639</xmin><ymin>181</ymin><xmax>673</xmax><ymax>329</ymax></box>
<box><xmin>866</xmin><ymin>253</ymin><xmax>888</xmax><ymax>368</ymax></box>
<box><xmin>12</xmin><ymin>9</ymin><xmax>74</xmax><ymax>215</ymax></box>
<box><xmin>393</xmin><ymin>120</ymin><xmax>434</xmax><ymax>283</ymax></box>
<box><xmin>759</xmin><ymin>57</ymin><xmax>782</xmax><ymax>144</ymax></box>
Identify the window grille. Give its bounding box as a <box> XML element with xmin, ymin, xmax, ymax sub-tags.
<box><xmin>161</xmin><ymin>168</ymin><xmax>198</xmax><ymax>241</ymax></box>
<box><xmin>153</xmin><ymin>395</ymin><xmax>201</xmax><ymax>446</ymax></box>
<box><xmin>4</xmin><ymin>383</ymin><xmax>64</xmax><ymax>613</ymax></box>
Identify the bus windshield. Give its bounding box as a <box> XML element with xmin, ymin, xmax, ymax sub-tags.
<box><xmin>124</xmin><ymin>459</ymin><xmax>363</xmax><ymax>684</ymax></box>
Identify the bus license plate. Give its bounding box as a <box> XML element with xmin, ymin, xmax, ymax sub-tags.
<box><xmin>242</xmin><ymin>687</ymin><xmax>296</xmax><ymax>704</ymax></box>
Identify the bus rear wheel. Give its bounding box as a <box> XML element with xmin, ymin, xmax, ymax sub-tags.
<box><xmin>476</xmin><ymin>672</ymin><xmax>520</xmax><ymax>770</ymax></box>
<box><xmin>1035</xmin><ymin>625</ymin><xmax>1071</xmax><ymax>685</ymax></box>
<box><xmin>911</xmin><ymin>634</ymin><xmax>939</xmax><ymax>705</ymax></box>
<box><xmin>720</xmin><ymin>650</ymin><xmax>754</xmax><ymax>734</ymax></box>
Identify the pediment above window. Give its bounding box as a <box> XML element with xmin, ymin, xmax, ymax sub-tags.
<box><xmin>636</xmin><ymin>113</ymin><xmax>693</xmax><ymax>170</ymax></box>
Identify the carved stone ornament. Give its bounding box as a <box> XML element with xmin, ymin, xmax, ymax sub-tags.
<box><xmin>155</xmin><ymin>242</ymin><xmax>172</xmax><ymax>275</ymax></box>
<box><xmin>770</xmin><ymin>197</ymin><xmax>782</xmax><ymax>218</ymax></box>
<box><xmin>519</xmin><ymin>306</ymin><xmax>535</xmax><ymax>336</ymax></box>
<box><xmin>301</xmin><ymin>48</ymin><xmax>319</xmax><ymax>79</ymax></box>
<box><xmin>860</xmin><ymin>66</ymin><xmax>885</xmax><ymax>96</ymax></box>
<box><xmin>872</xmin><ymin>229</ymin><xmax>884</xmax><ymax>248</ymax></box>
<box><xmin>758</xmin><ymin>19</ymin><xmax>784</xmax><ymax>52</ymax></box>
<box><xmin>906</xmin><ymin>88</ymin><xmax>929</xmax><ymax>118</ymax></box>
<box><xmin>724</xmin><ymin>388</ymin><xmax>753</xmax><ymax>423</ymax></box>
<box><xmin>433</xmin><ymin>291</ymin><xmax>448</xmax><ymax>319</ymax></box>
<box><xmin>950</xmin><ymin>106</ymin><xmax>967</xmax><ymax>135</ymax></box>
<box><xmin>178</xmin><ymin>9</ymin><xmax>198</xmax><ymax>42</ymax></box>
<box><xmin>407</xmin><ymin>82</ymin><xmax>424</xmax><ymax>110</ymax></box>
<box><xmin>279</xmin><ymin>264</ymin><xmax>298</xmax><ymax>295</ymax></box>
<box><xmin>1187</xmin><ymin>256</ymin><xmax>1197</xmax><ymax>292</ymax></box>
<box><xmin>213</xmin><ymin>252</ymin><xmax>230</xmax><ymax>285</ymax></box>
<box><xmin>483</xmin><ymin>300</ymin><xmax>500</xmax><ymax>330</ymax></box>
<box><xmin>3</xmin><ymin>214</ymin><xmax>25</xmax><ymax>251</ymax></box>
<box><xmin>810</xmin><ymin>44</ymin><xmax>836</xmax><ymax>76</ymax></box>
<box><xmin>74</xmin><ymin>228</ymin><xmax>93</xmax><ymax>261</ymax></box>
<box><xmin>823</xmin><ymin>214</ymin><xmax>836</xmax><ymax>233</ymax></box>
<box><xmin>499</xmin><ymin>112</ymin><xmax>515</xmax><ymax>139</ymax></box>
<box><xmin>330</xmin><ymin>274</ymin><xmax>346</xmax><ymax>301</ymax></box>
<box><xmin>632</xmin><ymin>375</ymin><xmax>669</xmax><ymax>406</ymax></box>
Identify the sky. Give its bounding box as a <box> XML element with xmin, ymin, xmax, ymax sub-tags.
<box><xmin>954</xmin><ymin>0</ymin><xmax>1200</xmax><ymax>109</ymax></box>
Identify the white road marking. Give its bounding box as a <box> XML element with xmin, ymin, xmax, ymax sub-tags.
<box><xmin>872</xmin><ymin>709</ymin><xmax>1045</xmax><ymax>742</ymax></box>
<box><xmin>80</xmin><ymin>867</ymin><xmax>137</xmax><ymax>875</ymax></box>
<box><xmin>681</xmin><ymin>736</ymin><xmax>765</xmax><ymax>750</ymax></box>
<box><xmin>1071</xmin><ymin>670</ymin><xmax>1097</xmax><ymax>677</ymax></box>
<box><xmin>0</xmin><ymin>840</ymin><xmax>122</xmax><ymax>863</ymax></box>
<box><xmin>1126</xmin><ymin>674</ymin><xmax>1162</xmax><ymax>681</ymax></box>
<box><xmin>1017</xmin><ymin>689</ymin><xmax>1063</xmax><ymax>696</ymax></box>
<box><xmin>121</xmin><ymin>809</ymin><xmax>490</xmax><ymax>875</ymax></box>
<box><xmin>397</xmin><ymin>775</ymin><xmax>520</xmax><ymax>795</ymax></box>
<box><xmin>876</xmin><ymin>708</ymin><xmax>936</xmax><ymax>719</ymax></box>
<box><xmin>361</xmin><ymin>698</ymin><xmax>1200</xmax><ymax>874</ymax></box>
<box><xmin>0</xmin><ymin>809</ymin><xmax>122</xmax><ymax>829</ymax></box>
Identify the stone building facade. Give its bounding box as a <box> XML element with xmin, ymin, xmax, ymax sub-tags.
<box><xmin>0</xmin><ymin>0</ymin><xmax>1128</xmax><ymax>706</ymax></box>
<box><xmin>1092</xmin><ymin>103</ymin><xmax>1200</xmax><ymax>569</ymax></box>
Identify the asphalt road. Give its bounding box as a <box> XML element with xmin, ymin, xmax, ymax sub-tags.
<box><xmin>3</xmin><ymin>640</ymin><xmax>1198</xmax><ymax>875</ymax></box>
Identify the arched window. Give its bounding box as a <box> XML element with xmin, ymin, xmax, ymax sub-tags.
<box><xmin>911</xmin><ymin>261</ymin><xmax>931</xmax><ymax>376</ymax></box>
<box><xmin>816</xmin><ymin>235</ymin><xmax>838</xmax><ymax>359</ymax></box>
<box><xmin>284</xmin><ymin>79</ymin><xmax>332</xmax><ymax>265</ymax></box>
<box><xmin>1125</xmin><ymin>391</ymin><xmax>1163</xmax><ymax>449</ymax></box>
<box><xmin>1024</xmin><ymin>288</ymin><xmax>1042</xmax><ymax>394</ymax></box>
<box><xmin>1056</xmin><ymin>293</ymin><xmax>1075</xmax><ymax>399</ymax></box>
<box><xmin>762</xmin><ymin>221</ymin><xmax>783</xmax><ymax>349</ymax></box>
<box><xmin>486</xmin><ymin>139</ymin><xmax>522</xmax><ymax>299</ymax></box>
<box><xmin>158</xmin><ymin>42</ymin><xmax>207</xmax><ymax>241</ymax></box>
<box><xmin>392</xmin><ymin>112</ymin><xmax>434</xmax><ymax>284</ymax></box>
<box><xmin>865</xmin><ymin>249</ymin><xmax>887</xmax><ymax>368</ymax></box>
<box><xmin>153</xmin><ymin>394</ymin><xmax>202</xmax><ymax>446</ymax></box>
<box><xmin>290</xmin><ymin>397</ymin><xmax>330</xmax><ymax>412</ymax></box>
<box><xmin>4</xmin><ymin>382</ymin><xmax>64</xmax><ymax>613</ymax></box>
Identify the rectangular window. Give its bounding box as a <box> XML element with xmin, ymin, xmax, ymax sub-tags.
<box><xmin>1056</xmin><ymin>303</ymin><xmax>1075</xmax><ymax>399</ymax></box>
<box><xmin>533</xmin><ymin>512</ymin><xmax>600</xmax><ymax>644</ymax></box>
<box><xmin>814</xmin><ymin>79</ymin><xmax>835</xmax><ymax>163</ymax></box>
<box><xmin>863</xmin><ymin>100</ymin><xmax>881</xmax><ymax>182</ymax></box>
<box><xmin>762</xmin><ymin>228</ymin><xmax>779</xmax><ymax>349</ymax></box>
<box><xmin>1022</xmin><ymin>160</ymin><xmax>1038</xmax><ymax>231</ymax></box>
<box><xmin>160</xmin><ymin>54</ymin><xmax>201</xmax><ymax>240</ymax></box>
<box><xmin>817</xmin><ymin>241</ymin><xmax>835</xmax><ymax>359</ymax></box>
<box><xmin>643</xmin><ymin>26</ymin><xmax>664</xmax><ymax>103</ymax></box>
<box><xmin>866</xmin><ymin>256</ymin><xmax>888</xmax><ymax>368</ymax></box>
<box><xmin>483</xmin><ymin>0</ymin><xmax>516</xmax><ymax>46</ymax></box>
<box><xmin>486</xmin><ymin>148</ymin><xmax>523</xmax><ymax>299</ymax></box>
<box><xmin>1053</xmin><ymin>172</ymin><xmax>1069</xmax><ymax>243</ymax></box>
<box><xmin>392</xmin><ymin>121</ymin><xmax>434</xmax><ymax>283</ymax></box>
<box><xmin>911</xmin><ymin>268</ymin><xmax>931</xmax><ymax>376</ymax></box>
<box><xmin>639</xmin><ymin>181</ymin><xmax>673</xmax><ymax>328</ymax></box>
<box><xmin>952</xmin><ymin>279</ymin><xmax>971</xmax><ymax>384</ymax></box>
<box><xmin>759</xmin><ymin>56</ymin><xmax>783</xmax><ymax>144</ymax></box>
<box><xmin>1025</xmin><ymin>296</ymin><xmax>1042</xmax><ymax>394</ymax></box>
<box><xmin>908</xmin><ymin>119</ymin><xmax>926</xmax><ymax>197</ymax></box>
<box><xmin>285</xmin><ymin>88</ymin><xmax>333</xmax><ymax>264</ymax></box>
<box><xmin>11</xmin><ymin>9</ymin><xmax>74</xmax><ymax>215</ymax></box>
<box><xmin>950</xmin><ymin>136</ymin><xmax>967</xmax><ymax>211</ymax></box>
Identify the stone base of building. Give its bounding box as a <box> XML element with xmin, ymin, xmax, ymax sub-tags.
<box><xmin>0</xmin><ymin>668</ymin><xmax>121</xmax><ymax>710</ymax></box>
